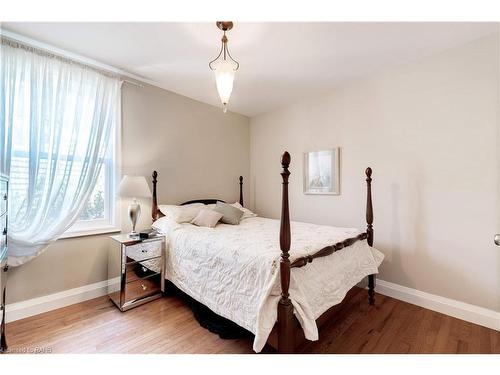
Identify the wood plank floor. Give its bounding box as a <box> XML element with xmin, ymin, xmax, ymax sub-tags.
<box><xmin>4</xmin><ymin>288</ymin><xmax>500</xmax><ymax>354</ymax></box>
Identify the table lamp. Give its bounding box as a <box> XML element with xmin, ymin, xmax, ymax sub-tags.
<box><xmin>118</xmin><ymin>175</ymin><xmax>152</xmax><ymax>237</ymax></box>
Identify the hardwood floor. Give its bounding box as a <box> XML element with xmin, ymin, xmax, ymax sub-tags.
<box><xmin>4</xmin><ymin>288</ymin><xmax>500</xmax><ymax>354</ymax></box>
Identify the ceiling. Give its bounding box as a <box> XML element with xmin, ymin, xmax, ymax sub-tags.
<box><xmin>2</xmin><ymin>22</ymin><xmax>497</xmax><ymax>117</ymax></box>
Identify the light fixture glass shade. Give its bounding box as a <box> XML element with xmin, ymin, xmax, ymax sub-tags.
<box><xmin>118</xmin><ymin>175</ymin><xmax>151</xmax><ymax>198</ymax></box>
<box><xmin>213</xmin><ymin>59</ymin><xmax>236</xmax><ymax>113</ymax></box>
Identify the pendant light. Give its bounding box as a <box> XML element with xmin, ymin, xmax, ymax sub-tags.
<box><xmin>209</xmin><ymin>21</ymin><xmax>240</xmax><ymax>113</ymax></box>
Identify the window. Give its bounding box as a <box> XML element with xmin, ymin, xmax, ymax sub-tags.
<box><xmin>5</xmin><ymin>52</ymin><xmax>121</xmax><ymax>238</ymax></box>
<box><xmin>9</xmin><ymin>122</ymin><xmax>120</xmax><ymax>238</ymax></box>
<box><xmin>2</xmin><ymin>36</ymin><xmax>122</xmax><ymax>266</ymax></box>
<box><xmin>62</xmin><ymin>127</ymin><xmax>120</xmax><ymax>237</ymax></box>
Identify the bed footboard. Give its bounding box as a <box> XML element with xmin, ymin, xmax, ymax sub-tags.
<box><xmin>276</xmin><ymin>151</ymin><xmax>376</xmax><ymax>353</ymax></box>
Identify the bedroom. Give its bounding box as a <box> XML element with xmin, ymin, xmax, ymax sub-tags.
<box><xmin>1</xmin><ymin>0</ymin><xmax>500</xmax><ymax>372</ymax></box>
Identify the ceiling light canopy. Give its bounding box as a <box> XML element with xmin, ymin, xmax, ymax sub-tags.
<box><xmin>209</xmin><ymin>21</ymin><xmax>239</xmax><ymax>113</ymax></box>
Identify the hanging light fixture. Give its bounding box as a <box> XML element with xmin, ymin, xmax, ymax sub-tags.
<box><xmin>209</xmin><ymin>21</ymin><xmax>240</xmax><ymax>113</ymax></box>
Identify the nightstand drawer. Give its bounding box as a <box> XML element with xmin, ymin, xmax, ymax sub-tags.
<box><xmin>0</xmin><ymin>180</ymin><xmax>6</xmax><ymax>216</ymax></box>
<box><xmin>1</xmin><ymin>255</ymin><xmax>6</xmax><ymax>330</ymax></box>
<box><xmin>125</xmin><ymin>259</ymin><xmax>161</xmax><ymax>283</ymax></box>
<box><xmin>0</xmin><ymin>214</ymin><xmax>6</xmax><ymax>251</ymax></box>
<box><xmin>0</xmin><ymin>255</ymin><xmax>6</xmax><ymax>294</ymax></box>
<box><xmin>0</xmin><ymin>233</ymin><xmax>5</xmax><ymax>254</ymax></box>
<box><xmin>124</xmin><ymin>277</ymin><xmax>161</xmax><ymax>304</ymax></box>
<box><xmin>125</xmin><ymin>241</ymin><xmax>162</xmax><ymax>263</ymax></box>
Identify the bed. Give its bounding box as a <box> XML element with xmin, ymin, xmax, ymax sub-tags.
<box><xmin>150</xmin><ymin>151</ymin><xmax>383</xmax><ymax>353</ymax></box>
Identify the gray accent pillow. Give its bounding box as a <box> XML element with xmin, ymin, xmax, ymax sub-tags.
<box><xmin>191</xmin><ymin>209</ymin><xmax>223</xmax><ymax>228</ymax></box>
<box><xmin>213</xmin><ymin>201</ymin><xmax>244</xmax><ymax>225</ymax></box>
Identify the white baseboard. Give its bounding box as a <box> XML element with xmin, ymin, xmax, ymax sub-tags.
<box><xmin>5</xmin><ymin>278</ymin><xmax>120</xmax><ymax>323</ymax></box>
<box><xmin>375</xmin><ymin>279</ymin><xmax>500</xmax><ymax>331</ymax></box>
<box><xmin>6</xmin><ymin>277</ymin><xmax>500</xmax><ymax>332</ymax></box>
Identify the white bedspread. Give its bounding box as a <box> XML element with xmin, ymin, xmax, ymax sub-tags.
<box><xmin>155</xmin><ymin>217</ymin><xmax>384</xmax><ymax>352</ymax></box>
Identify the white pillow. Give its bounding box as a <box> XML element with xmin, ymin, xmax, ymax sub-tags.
<box><xmin>191</xmin><ymin>209</ymin><xmax>223</xmax><ymax>228</ymax></box>
<box><xmin>152</xmin><ymin>216</ymin><xmax>180</xmax><ymax>234</ymax></box>
<box><xmin>230</xmin><ymin>202</ymin><xmax>257</xmax><ymax>220</ymax></box>
<box><xmin>158</xmin><ymin>203</ymin><xmax>205</xmax><ymax>223</ymax></box>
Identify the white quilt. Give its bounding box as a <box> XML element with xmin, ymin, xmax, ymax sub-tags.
<box><xmin>154</xmin><ymin>216</ymin><xmax>384</xmax><ymax>352</ymax></box>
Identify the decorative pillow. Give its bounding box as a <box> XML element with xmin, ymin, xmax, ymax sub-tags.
<box><xmin>152</xmin><ymin>216</ymin><xmax>180</xmax><ymax>234</ymax></box>
<box><xmin>213</xmin><ymin>201</ymin><xmax>244</xmax><ymax>225</ymax></box>
<box><xmin>191</xmin><ymin>209</ymin><xmax>223</xmax><ymax>228</ymax></box>
<box><xmin>230</xmin><ymin>202</ymin><xmax>257</xmax><ymax>220</ymax></box>
<box><xmin>158</xmin><ymin>203</ymin><xmax>204</xmax><ymax>223</ymax></box>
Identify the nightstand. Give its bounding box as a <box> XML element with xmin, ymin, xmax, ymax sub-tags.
<box><xmin>108</xmin><ymin>234</ymin><xmax>166</xmax><ymax>311</ymax></box>
<box><xmin>1</xmin><ymin>173</ymin><xmax>9</xmax><ymax>353</ymax></box>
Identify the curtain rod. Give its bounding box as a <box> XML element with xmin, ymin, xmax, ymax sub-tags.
<box><xmin>1</xmin><ymin>29</ymin><xmax>147</xmax><ymax>88</ymax></box>
<box><xmin>122</xmin><ymin>79</ymin><xmax>144</xmax><ymax>88</ymax></box>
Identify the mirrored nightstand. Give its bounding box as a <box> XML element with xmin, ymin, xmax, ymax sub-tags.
<box><xmin>1</xmin><ymin>173</ymin><xmax>9</xmax><ymax>353</ymax></box>
<box><xmin>108</xmin><ymin>234</ymin><xmax>166</xmax><ymax>311</ymax></box>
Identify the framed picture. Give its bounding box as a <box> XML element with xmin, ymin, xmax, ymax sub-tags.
<box><xmin>303</xmin><ymin>148</ymin><xmax>340</xmax><ymax>195</ymax></box>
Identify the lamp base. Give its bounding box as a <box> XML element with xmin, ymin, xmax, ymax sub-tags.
<box><xmin>128</xmin><ymin>199</ymin><xmax>141</xmax><ymax>238</ymax></box>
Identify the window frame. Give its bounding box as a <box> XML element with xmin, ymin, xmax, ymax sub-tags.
<box><xmin>60</xmin><ymin>96</ymin><xmax>122</xmax><ymax>239</ymax></box>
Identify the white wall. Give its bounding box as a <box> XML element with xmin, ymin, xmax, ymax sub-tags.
<box><xmin>250</xmin><ymin>34</ymin><xmax>500</xmax><ymax>311</ymax></box>
<box><xmin>7</xmin><ymin>83</ymin><xmax>249</xmax><ymax>304</ymax></box>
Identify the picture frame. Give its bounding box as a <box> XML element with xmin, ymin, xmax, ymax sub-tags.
<box><xmin>303</xmin><ymin>148</ymin><xmax>341</xmax><ymax>195</ymax></box>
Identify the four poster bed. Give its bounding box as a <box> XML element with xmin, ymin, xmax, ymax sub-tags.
<box><xmin>150</xmin><ymin>151</ymin><xmax>382</xmax><ymax>353</ymax></box>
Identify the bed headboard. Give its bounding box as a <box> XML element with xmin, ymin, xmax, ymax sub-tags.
<box><xmin>151</xmin><ymin>172</ymin><xmax>244</xmax><ymax>222</ymax></box>
<box><xmin>180</xmin><ymin>199</ymin><xmax>225</xmax><ymax>206</ymax></box>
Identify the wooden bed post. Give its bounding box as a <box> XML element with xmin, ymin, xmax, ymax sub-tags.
<box><xmin>365</xmin><ymin>167</ymin><xmax>373</xmax><ymax>246</ymax></box>
<box><xmin>239</xmin><ymin>176</ymin><xmax>244</xmax><ymax>207</ymax></box>
<box><xmin>365</xmin><ymin>167</ymin><xmax>376</xmax><ymax>306</ymax></box>
<box><xmin>152</xmin><ymin>171</ymin><xmax>158</xmax><ymax>223</ymax></box>
<box><xmin>278</xmin><ymin>151</ymin><xmax>294</xmax><ymax>353</ymax></box>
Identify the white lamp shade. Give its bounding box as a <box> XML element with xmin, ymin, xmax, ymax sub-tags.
<box><xmin>118</xmin><ymin>175</ymin><xmax>151</xmax><ymax>198</ymax></box>
<box><xmin>213</xmin><ymin>59</ymin><xmax>236</xmax><ymax>112</ymax></box>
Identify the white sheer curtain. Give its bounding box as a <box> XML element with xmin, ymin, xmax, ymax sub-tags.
<box><xmin>0</xmin><ymin>38</ymin><xmax>121</xmax><ymax>266</ymax></box>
